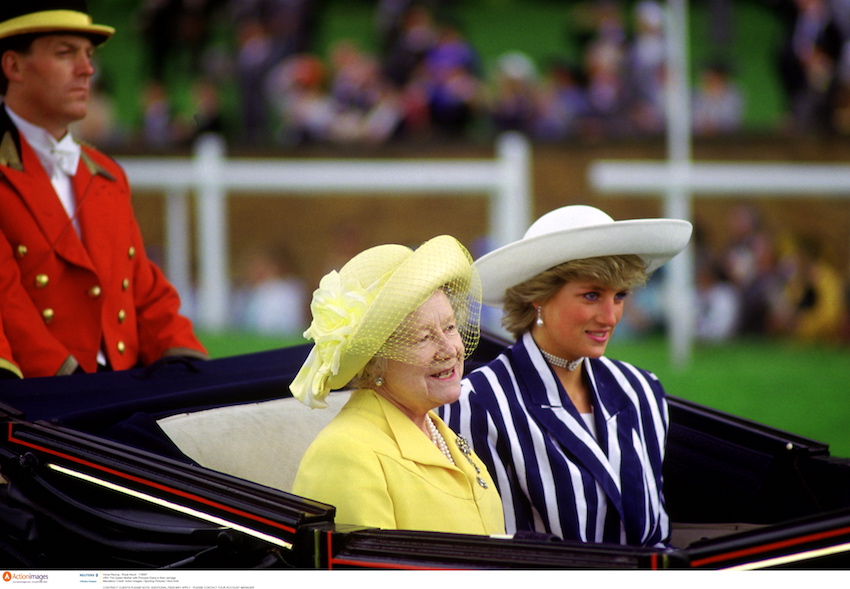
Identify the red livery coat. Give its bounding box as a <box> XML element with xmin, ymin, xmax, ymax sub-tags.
<box><xmin>0</xmin><ymin>114</ymin><xmax>207</xmax><ymax>377</ymax></box>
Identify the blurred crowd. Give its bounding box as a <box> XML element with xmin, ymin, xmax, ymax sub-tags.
<box><xmin>225</xmin><ymin>203</ymin><xmax>850</xmax><ymax>347</ymax></box>
<box><xmin>76</xmin><ymin>0</ymin><xmax>850</xmax><ymax>150</ymax></box>
<box><xmin>621</xmin><ymin>204</ymin><xmax>850</xmax><ymax>346</ymax></box>
<box><xmin>75</xmin><ymin>0</ymin><xmax>850</xmax><ymax>345</ymax></box>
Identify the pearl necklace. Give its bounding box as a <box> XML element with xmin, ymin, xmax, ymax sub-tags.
<box><xmin>427</xmin><ymin>417</ymin><xmax>489</xmax><ymax>489</ymax></box>
<box><xmin>427</xmin><ymin>417</ymin><xmax>455</xmax><ymax>465</ymax></box>
<box><xmin>540</xmin><ymin>349</ymin><xmax>584</xmax><ymax>371</ymax></box>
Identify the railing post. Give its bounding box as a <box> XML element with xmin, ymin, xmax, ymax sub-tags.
<box><xmin>193</xmin><ymin>134</ymin><xmax>229</xmax><ymax>331</ymax></box>
<box><xmin>493</xmin><ymin>132</ymin><xmax>532</xmax><ymax>249</ymax></box>
<box><xmin>664</xmin><ymin>0</ymin><xmax>695</xmax><ymax>369</ymax></box>
<box><xmin>165</xmin><ymin>187</ymin><xmax>192</xmax><ymax>316</ymax></box>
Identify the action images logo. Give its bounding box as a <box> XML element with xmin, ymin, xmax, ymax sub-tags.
<box><xmin>2</xmin><ymin>572</ymin><xmax>49</xmax><ymax>583</ymax></box>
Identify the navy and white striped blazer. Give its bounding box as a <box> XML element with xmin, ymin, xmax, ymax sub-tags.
<box><xmin>441</xmin><ymin>332</ymin><xmax>670</xmax><ymax>547</ymax></box>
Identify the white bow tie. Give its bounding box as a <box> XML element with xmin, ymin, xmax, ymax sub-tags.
<box><xmin>50</xmin><ymin>145</ymin><xmax>81</xmax><ymax>176</ymax></box>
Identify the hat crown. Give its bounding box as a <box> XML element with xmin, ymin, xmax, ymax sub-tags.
<box><xmin>525</xmin><ymin>205</ymin><xmax>614</xmax><ymax>239</ymax></box>
<box><xmin>339</xmin><ymin>244</ymin><xmax>410</xmax><ymax>292</ymax></box>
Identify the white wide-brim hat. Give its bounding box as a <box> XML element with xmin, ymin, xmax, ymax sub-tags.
<box><xmin>476</xmin><ymin>205</ymin><xmax>693</xmax><ymax>307</ymax></box>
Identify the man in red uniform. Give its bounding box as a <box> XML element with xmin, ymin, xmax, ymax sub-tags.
<box><xmin>0</xmin><ymin>1</ymin><xmax>208</xmax><ymax>378</ymax></box>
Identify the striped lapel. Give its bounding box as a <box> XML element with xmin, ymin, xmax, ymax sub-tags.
<box><xmin>515</xmin><ymin>333</ymin><xmax>628</xmax><ymax>517</ymax></box>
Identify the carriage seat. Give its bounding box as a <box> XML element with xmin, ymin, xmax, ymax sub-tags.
<box><xmin>157</xmin><ymin>391</ymin><xmax>351</xmax><ymax>493</ymax></box>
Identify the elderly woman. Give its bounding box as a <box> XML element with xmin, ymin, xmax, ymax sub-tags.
<box><xmin>290</xmin><ymin>235</ymin><xmax>504</xmax><ymax>535</ymax></box>
<box><xmin>441</xmin><ymin>205</ymin><xmax>692</xmax><ymax>547</ymax></box>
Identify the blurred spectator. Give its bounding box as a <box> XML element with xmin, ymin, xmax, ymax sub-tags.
<box><xmin>234</xmin><ymin>245</ymin><xmax>308</xmax><ymax>337</ymax></box>
<box><xmin>692</xmin><ymin>61</ymin><xmax>745</xmax><ymax>135</ymax></box>
<box><xmin>376</xmin><ymin>0</ymin><xmax>414</xmax><ymax>53</ymax></box>
<box><xmin>138</xmin><ymin>0</ymin><xmax>183</xmax><ymax>82</ymax></box>
<box><xmin>424</xmin><ymin>19</ymin><xmax>480</xmax><ymax>79</ymax></box>
<box><xmin>695</xmin><ymin>255</ymin><xmax>741</xmax><ymax>343</ymax></box>
<box><xmin>233</xmin><ymin>17</ymin><xmax>279</xmax><ymax>145</ymax></box>
<box><xmin>720</xmin><ymin>205</ymin><xmax>783</xmax><ymax>336</ymax></box>
<box><xmin>423</xmin><ymin>20</ymin><xmax>482</xmax><ymax>136</ymax></box>
<box><xmin>188</xmin><ymin>77</ymin><xmax>227</xmax><ymax>139</ymax></box>
<box><xmin>139</xmin><ymin>0</ymin><xmax>225</xmax><ymax>82</ymax></box>
<box><xmin>777</xmin><ymin>0</ymin><xmax>846</xmax><ymax>134</ymax></box>
<box><xmin>531</xmin><ymin>60</ymin><xmax>590</xmax><ymax>141</ymax></box>
<box><xmin>326</xmin><ymin>49</ymin><xmax>405</xmax><ymax>144</ymax></box>
<box><xmin>581</xmin><ymin>1</ymin><xmax>630</xmax><ymax>139</ymax></box>
<box><xmin>267</xmin><ymin>53</ymin><xmax>334</xmax><ymax>144</ymax></box>
<box><xmin>140</xmin><ymin>80</ymin><xmax>180</xmax><ymax>150</ymax></box>
<box><xmin>488</xmin><ymin>52</ymin><xmax>539</xmax><ymax>136</ymax></box>
<box><xmin>381</xmin><ymin>3</ymin><xmax>438</xmax><ymax>88</ymax></box>
<box><xmin>772</xmin><ymin>234</ymin><xmax>847</xmax><ymax>343</ymax></box>
<box><xmin>626</xmin><ymin>0</ymin><xmax>667</xmax><ymax>134</ymax></box>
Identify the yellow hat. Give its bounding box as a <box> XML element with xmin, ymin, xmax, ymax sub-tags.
<box><xmin>290</xmin><ymin>235</ymin><xmax>481</xmax><ymax>408</ymax></box>
<box><xmin>0</xmin><ymin>2</ymin><xmax>114</xmax><ymax>45</ymax></box>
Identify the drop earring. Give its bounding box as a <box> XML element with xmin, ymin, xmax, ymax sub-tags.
<box><xmin>536</xmin><ymin>306</ymin><xmax>544</xmax><ymax>326</ymax></box>
<box><xmin>374</xmin><ymin>376</ymin><xmax>385</xmax><ymax>387</ymax></box>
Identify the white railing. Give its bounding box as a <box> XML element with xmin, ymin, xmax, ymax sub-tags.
<box><xmin>118</xmin><ymin>133</ymin><xmax>532</xmax><ymax>330</ymax></box>
<box><xmin>589</xmin><ymin>159</ymin><xmax>850</xmax><ymax>367</ymax></box>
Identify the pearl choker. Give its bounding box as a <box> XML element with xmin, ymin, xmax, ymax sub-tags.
<box><xmin>540</xmin><ymin>349</ymin><xmax>584</xmax><ymax>371</ymax></box>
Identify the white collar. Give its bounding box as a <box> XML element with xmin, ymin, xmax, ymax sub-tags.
<box><xmin>5</xmin><ymin>106</ymin><xmax>81</xmax><ymax>176</ymax></box>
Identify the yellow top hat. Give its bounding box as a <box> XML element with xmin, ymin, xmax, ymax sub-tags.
<box><xmin>0</xmin><ymin>2</ymin><xmax>114</xmax><ymax>45</ymax></box>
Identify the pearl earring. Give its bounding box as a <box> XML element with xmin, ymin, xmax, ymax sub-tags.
<box><xmin>374</xmin><ymin>376</ymin><xmax>385</xmax><ymax>387</ymax></box>
<box><xmin>536</xmin><ymin>306</ymin><xmax>544</xmax><ymax>326</ymax></box>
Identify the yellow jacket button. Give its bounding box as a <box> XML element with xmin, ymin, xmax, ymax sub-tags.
<box><xmin>88</xmin><ymin>285</ymin><xmax>102</xmax><ymax>298</ymax></box>
<box><xmin>122</xmin><ymin>278</ymin><xmax>130</xmax><ymax>290</ymax></box>
<box><xmin>42</xmin><ymin>308</ymin><xmax>54</xmax><ymax>323</ymax></box>
<box><xmin>16</xmin><ymin>244</ymin><xmax>27</xmax><ymax>258</ymax></box>
<box><xmin>117</xmin><ymin>309</ymin><xmax>126</xmax><ymax>323</ymax></box>
<box><xmin>128</xmin><ymin>246</ymin><xmax>136</xmax><ymax>259</ymax></box>
<box><xmin>117</xmin><ymin>341</ymin><xmax>126</xmax><ymax>354</ymax></box>
<box><xmin>35</xmin><ymin>274</ymin><xmax>49</xmax><ymax>288</ymax></box>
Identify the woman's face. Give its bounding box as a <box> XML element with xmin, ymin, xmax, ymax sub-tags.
<box><xmin>532</xmin><ymin>280</ymin><xmax>628</xmax><ymax>360</ymax></box>
<box><xmin>376</xmin><ymin>291</ymin><xmax>465</xmax><ymax>421</ymax></box>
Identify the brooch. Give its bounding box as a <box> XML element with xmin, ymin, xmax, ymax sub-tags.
<box><xmin>456</xmin><ymin>435</ymin><xmax>488</xmax><ymax>489</ymax></box>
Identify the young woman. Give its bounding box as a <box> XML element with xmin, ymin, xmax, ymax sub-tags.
<box><xmin>442</xmin><ymin>205</ymin><xmax>692</xmax><ymax>547</ymax></box>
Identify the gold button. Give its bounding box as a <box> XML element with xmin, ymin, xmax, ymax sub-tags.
<box><xmin>117</xmin><ymin>309</ymin><xmax>126</xmax><ymax>323</ymax></box>
<box><xmin>42</xmin><ymin>308</ymin><xmax>54</xmax><ymax>323</ymax></box>
<box><xmin>16</xmin><ymin>244</ymin><xmax>27</xmax><ymax>258</ymax></box>
<box><xmin>117</xmin><ymin>341</ymin><xmax>126</xmax><ymax>354</ymax></box>
<box><xmin>122</xmin><ymin>278</ymin><xmax>130</xmax><ymax>291</ymax></box>
<box><xmin>88</xmin><ymin>285</ymin><xmax>102</xmax><ymax>298</ymax></box>
<box><xmin>35</xmin><ymin>274</ymin><xmax>49</xmax><ymax>288</ymax></box>
<box><xmin>128</xmin><ymin>246</ymin><xmax>136</xmax><ymax>259</ymax></box>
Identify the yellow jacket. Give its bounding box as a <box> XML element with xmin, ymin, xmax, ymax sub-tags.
<box><xmin>292</xmin><ymin>389</ymin><xmax>505</xmax><ymax>535</ymax></box>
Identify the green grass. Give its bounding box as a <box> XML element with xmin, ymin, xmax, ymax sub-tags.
<box><xmin>609</xmin><ymin>336</ymin><xmax>850</xmax><ymax>458</ymax></box>
<box><xmin>198</xmin><ymin>330</ymin><xmax>850</xmax><ymax>458</ymax></box>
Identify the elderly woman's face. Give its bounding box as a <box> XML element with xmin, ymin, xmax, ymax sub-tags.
<box><xmin>377</xmin><ymin>290</ymin><xmax>465</xmax><ymax>420</ymax></box>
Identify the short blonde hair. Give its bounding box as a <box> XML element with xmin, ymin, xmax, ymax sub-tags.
<box><xmin>501</xmin><ymin>255</ymin><xmax>648</xmax><ymax>339</ymax></box>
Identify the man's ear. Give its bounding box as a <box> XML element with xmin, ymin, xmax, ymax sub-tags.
<box><xmin>1</xmin><ymin>50</ymin><xmax>23</xmax><ymax>84</ymax></box>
